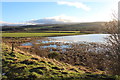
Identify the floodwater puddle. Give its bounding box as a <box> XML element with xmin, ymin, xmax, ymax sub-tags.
<box><xmin>21</xmin><ymin>42</ymin><xmax>33</xmax><ymax>46</ymax></box>
<box><xmin>40</xmin><ymin>44</ymin><xmax>71</xmax><ymax>49</ymax></box>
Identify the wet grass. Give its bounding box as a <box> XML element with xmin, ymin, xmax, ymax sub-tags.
<box><xmin>2</xmin><ymin>43</ymin><xmax>119</xmax><ymax>80</ymax></box>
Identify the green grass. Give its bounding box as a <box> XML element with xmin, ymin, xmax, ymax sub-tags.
<box><xmin>43</xmin><ymin>31</ymin><xmax>80</xmax><ymax>33</ymax></box>
<box><xmin>2</xmin><ymin>43</ymin><xmax>119</xmax><ymax>80</ymax></box>
<box><xmin>2</xmin><ymin>32</ymin><xmax>82</xmax><ymax>37</ymax></box>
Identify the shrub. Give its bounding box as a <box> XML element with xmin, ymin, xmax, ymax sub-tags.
<box><xmin>48</xmin><ymin>52</ymin><xmax>60</xmax><ymax>59</ymax></box>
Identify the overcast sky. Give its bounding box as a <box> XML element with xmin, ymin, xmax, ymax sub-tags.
<box><xmin>1</xmin><ymin>0</ymin><xmax>119</xmax><ymax>23</ymax></box>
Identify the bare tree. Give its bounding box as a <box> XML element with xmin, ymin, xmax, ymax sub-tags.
<box><xmin>104</xmin><ymin>13</ymin><xmax>120</xmax><ymax>75</ymax></box>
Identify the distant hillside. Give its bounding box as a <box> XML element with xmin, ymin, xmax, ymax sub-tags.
<box><xmin>0</xmin><ymin>18</ymin><xmax>74</xmax><ymax>26</ymax></box>
<box><xmin>2</xmin><ymin>22</ymin><xmax>106</xmax><ymax>33</ymax></box>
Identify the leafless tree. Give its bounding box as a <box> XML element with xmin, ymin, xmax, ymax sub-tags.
<box><xmin>104</xmin><ymin>13</ymin><xmax>120</xmax><ymax>75</ymax></box>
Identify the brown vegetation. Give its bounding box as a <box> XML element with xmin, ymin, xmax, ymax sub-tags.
<box><xmin>104</xmin><ymin>15</ymin><xmax>120</xmax><ymax>75</ymax></box>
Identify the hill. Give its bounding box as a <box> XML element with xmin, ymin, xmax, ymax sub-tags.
<box><xmin>2</xmin><ymin>22</ymin><xmax>105</xmax><ymax>33</ymax></box>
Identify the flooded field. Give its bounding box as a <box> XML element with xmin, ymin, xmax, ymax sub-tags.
<box><xmin>20</xmin><ymin>34</ymin><xmax>109</xmax><ymax>52</ymax></box>
<box><xmin>3</xmin><ymin>34</ymin><xmax>112</xmax><ymax>71</ymax></box>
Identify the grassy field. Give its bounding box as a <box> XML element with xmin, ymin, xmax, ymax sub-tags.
<box><xmin>43</xmin><ymin>31</ymin><xmax>80</xmax><ymax>33</ymax></box>
<box><xmin>2</xmin><ymin>43</ymin><xmax>119</xmax><ymax>80</ymax></box>
<box><xmin>2</xmin><ymin>32</ymin><xmax>83</xmax><ymax>37</ymax></box>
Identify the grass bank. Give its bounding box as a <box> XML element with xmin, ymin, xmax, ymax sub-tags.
<box><xmin>2</xmin><ymin>43</ymin><xmax>119</xmax><ymax>80</ymax></box>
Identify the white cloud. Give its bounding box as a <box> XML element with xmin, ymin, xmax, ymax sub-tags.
<box><xmin>57</xmin><ymin>1</ymin><xmax>91</xmax><ymax>11</ymax></box>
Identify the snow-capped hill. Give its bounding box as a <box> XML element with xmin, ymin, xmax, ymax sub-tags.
<box><xmin>27</xmin><ymin>18</ymin><xmax>73</xmax><ymax>24</ymax></box>
<box><xmin>1</xmin><ymin>15</ymin><xmax>78</xmax><ymax>26</ymax></box>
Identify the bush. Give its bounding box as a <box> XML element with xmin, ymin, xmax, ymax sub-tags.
<box><xmin>48</xmin><ymin>52</ymin><xmax>60</xmax><ymax>59</ymax></box>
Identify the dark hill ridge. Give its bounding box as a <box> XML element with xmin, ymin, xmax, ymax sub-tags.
<box><xmin>2</xmin><ymin>22</ymin><xmax>105</xmax><ymax>33</ymax></box>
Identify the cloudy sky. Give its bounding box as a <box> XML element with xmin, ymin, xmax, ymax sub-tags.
<box><xmin>1</xmin><ymin>0</ymin><xmax>119</xmax><ymax>23</ymax></box>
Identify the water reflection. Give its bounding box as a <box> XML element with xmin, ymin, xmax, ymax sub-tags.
<box><xmin>49</xmin><ymin>34</ymin><xmax>110</xmax><ymax>43</ymax></box>
<box><xmin>40</xmin><ymin>44</ymin><xmax>71</xmax><ymax>49</ymax></box>
<box><xmin>21</xmin><ymin>42</ymin><xmax>33</xmax><ymax>46</ymax></box>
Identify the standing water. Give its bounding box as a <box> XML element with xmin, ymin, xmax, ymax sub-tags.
<box><xmin>48</xmin><ymin>34</ymin><xmax>110</xmax><ymax>43</ymax></box>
